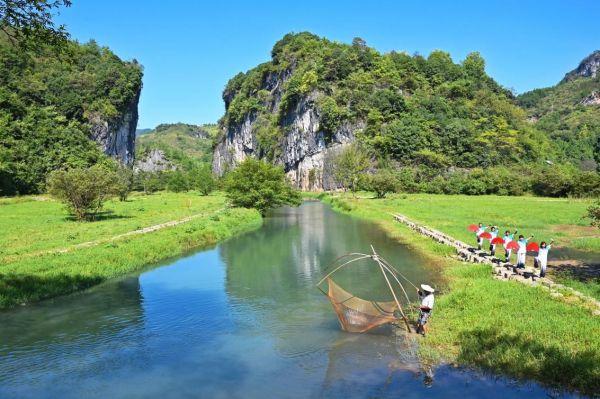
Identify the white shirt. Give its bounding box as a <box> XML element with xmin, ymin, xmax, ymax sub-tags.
<box><xmin>503</xmin><ymin>234</ymin><xmax>513</xmax><ymax>245</ymax></box>
<box><xmin>476</xmin><ymin>227</ymin><xmax>486</xmax><ymax>235</ymax></box>
<box><xmin>517</xmin><ymin>239</ymin><xmax>528</xmax><ymax>254</ymax></box>
<box><xmin>537</xmin><ymin>245</ymin><xmax>551</xmax><ymax>262</ymax></box>
<box><xmin>420</xmin><ymin>293</ymin><xmax>434</xmax><ymax>310</ymax></box>
<box><xmin>490</xmin><ymin>230</ymin><xmax>498</xmax><ymax>239</ymax></box>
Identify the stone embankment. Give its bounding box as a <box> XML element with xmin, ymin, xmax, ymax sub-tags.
<box><xmin>391</xmin><ymin>213</ymin><xmax>600</xmax><ymax>315</ymax></box>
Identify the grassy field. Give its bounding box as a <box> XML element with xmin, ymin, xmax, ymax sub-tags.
<box><xmin>324</xmin><ymin>193</ymin><xmax>600</xmax><ymax>299</ymax></box>
<box><xmin>321</xmin><ymin>193</ymin><xmax>600</xmax><ymax>396</ymax></box>
<box><xmin>0</xmin><ymin>192</ymin><xmax>262</xmax><ymax>308</ymax></box>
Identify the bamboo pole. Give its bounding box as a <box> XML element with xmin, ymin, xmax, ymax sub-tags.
<box><xmin>370</xmin><ymin>245</ymin><xmax>412</xmax><ymax>333</ymax></box>
<box><xmin>316</xmin><ymin>254</ymin><xmax>372</xmax><ymax>286</ymax></box>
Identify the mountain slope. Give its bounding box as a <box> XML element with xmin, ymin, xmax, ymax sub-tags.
<box><xmin>213</xmin><ymin>32</ymin><xmax>548</xmax><ymax>189</ymax></box>
<box><xmin>135</xmin><ymin>123</ymin><xmax>217</xmax><ymax>171</ymax></box>
<box><xmin>0</xmin><ymin>35</ymin><xmax>143</xmax><ymax>194</ymax></box>
<box><xmin>518</xmin><ymin>51</ymin><xmax>600</xmax><ymax>169</ymax></box>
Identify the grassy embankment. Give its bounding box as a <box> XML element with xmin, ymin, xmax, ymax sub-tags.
<box><xmin>320</xmin><ymin>193</ymin><xmax>600</xmax><ymax>396</ymax></box>
<box><xmin>0</xmin><ymin>192</ymin><xmax>261</xmax><ymax>308</ymax></box>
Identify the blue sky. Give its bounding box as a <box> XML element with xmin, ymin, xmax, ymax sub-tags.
<box><xmin>56</xmin><ymin>0</ymin><xmax>600</xmax><ymax>129</ymax></box>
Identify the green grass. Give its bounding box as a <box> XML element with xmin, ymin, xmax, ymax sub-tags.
<box><xmin>0</xmin><ymin>192</ymin><xmax>227</xmax><ymax>262</ymax></box>
<box><xmin>321</xmin><ymin>193</ymin><xmax>600</xmax><ymax>396</ymax></box>
<box><xmin>345</xmin><ymin>193</ymin><xmax>597</xmax><ymax>252</ymax></box>
<box><xmin>0</xmin><ymin>192</ymin><xmax>262</xmax><ymax>308</ymax></box>
<box><xmin>326</xmin><ymin>192</ymin><xmax>600</xmax><ymax>299</ymax></box>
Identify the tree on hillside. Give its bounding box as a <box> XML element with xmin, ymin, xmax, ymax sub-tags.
<box><xmin>224</xmin><ymin>158</ymin><xmax>301</xmax><ymax>215</ymax></box>
<box><xmin>47</xmin><ymin>165</ymin><xmax>118</xmax><ymax>221</ymax></box>
<box><xmin>331</xmin><ymin>144</ymin><xmax>370</xmax><ymax>193</ymax></box>
<box><xmin>0</xmin><ymin>0</ymin><xmax>71</xmax><ymax>48</ymax></box>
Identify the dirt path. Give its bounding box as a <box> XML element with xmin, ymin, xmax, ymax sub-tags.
<box><xmin>6</xmin><ymin>208</ymin><xmax>226</xmax><ymax>261</ymax></box>
<box><xmin>391</xmin><ymin>213</ymin><xmax>600</xmax><ymax>315</ymax></box>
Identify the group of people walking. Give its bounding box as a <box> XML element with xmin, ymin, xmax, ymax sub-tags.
<box><xmin>475</xmin><ymin>223</ymin><xmax>554</xmax><ymax>278</ymax></box>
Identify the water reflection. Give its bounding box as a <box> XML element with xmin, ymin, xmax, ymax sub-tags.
<box><xmin>0</xmin><ymin>202</ymin><xmax>582</xmax><ymax>398</ymax></box>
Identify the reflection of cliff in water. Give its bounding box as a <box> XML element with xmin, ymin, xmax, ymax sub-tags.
<box><xmin>0</xmin><ymin>277</ymin><xmax>144</xmax><ymax>382</ymax></box>
<box><xmin>220</xmin><ymin>202</ymin><xmax>436</xmax><ymax>371</ymax></box>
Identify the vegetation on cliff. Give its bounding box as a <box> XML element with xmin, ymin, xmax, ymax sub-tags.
<box><xmin>136</xmin><ymin>123</ymin><xmax>217</xmax><ymax>168</ymax></box>
<box><xmin>221</xmin><ymin>32</ymin><xmax>548</xmax><ymax>168</ymax></box>
<box><xmin>518</xmin><ymin>57</ymin><xmax>600</xmax><ymax>168</ymax></box>
<box><xmin>0</xmin><ymin>33</ymin><xmax>143</xmax><ymax>195</ymax></box>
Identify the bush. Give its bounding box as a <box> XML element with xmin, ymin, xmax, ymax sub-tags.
<box><xmin>532</xmin><ymin>167</ymin><xmax>574</xmax><ymax>197</ymax></box>
<box><xmin>588</xmin><ymin>201</ymin><xmax>600</xmax><ymax>229</ymax></box>
<box><xmin>396</xmin><ymin>167</ymin><xmax>420</xmax><ymax>193</ymax></box>
<box><xmin>166</xmin><ymin>171</ymin><xmax>189</xmax><ymax>193</ymax></box>
<box><xmin>571</xmin><ymin>171</ymin><xmax>600</xmax><ymax>198</ymax></box>
<box><xmin>331</xmin><ymin>144</ymin><xmax>371</xmax><ymax>192</ymax></box>
<box><xmin>47</xmin><ymin>165</ymin><xmax>118</xmax><ymax>221</ymax></box>
<box><xmin>368</xmin><ymin>169</ymin><xmax>397</xmax><ymax>198</ymax></box>
<box><xmin>224</xmin><ymin>158</ymin><xmax>301</xmax><ymax>215</ymax></box>
<box><xmin>114</xmin><ymin>165</ymin><xmax>134</xmax><ymax>201</ymax></box>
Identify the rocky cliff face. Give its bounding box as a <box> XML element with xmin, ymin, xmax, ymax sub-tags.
<box><xmin>134</xmin><ymin>149</ymin><xmax>174</xmax><ymax>172</ymax></box>
<box><xmin>89</xmin><ymin>88</ymin><xmax>141</xmax><ymax>165</ymax></box>
<box><xmin>562</xmin><ymin>50</ymin><xmax>600</xmax><ymax>82</ymax></box>
<box><xmin>213</xmin><ymin>75</ymin><xmax>360</xmax><ymax>190</ymax></box>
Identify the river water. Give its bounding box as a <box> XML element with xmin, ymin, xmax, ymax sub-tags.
<box><xmin>0</xmin><ymin>202</ymin><xmax>580</xmax><ymax>398</ymax></box>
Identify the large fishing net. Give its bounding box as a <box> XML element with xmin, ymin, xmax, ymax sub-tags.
<box><xmin>326</xmin><ymin>278</ymin><xmax>398</xmax><ymax>333</ymax></box>
<box><xmin>317</xmin><ymin>247</ymin><xmax>416</xmax><ymax>333</ymax></box>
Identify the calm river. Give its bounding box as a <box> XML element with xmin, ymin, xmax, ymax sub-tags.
<box><xmin>0</xmin><ymin>202</ymin><xmax>580</xmax><ymax>398</ymax></box>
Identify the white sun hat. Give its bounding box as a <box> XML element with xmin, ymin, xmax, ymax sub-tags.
<box><xmin>420</xmin><ymin>284</ymin><xmax>435</xmax><ymax>293</ymax></box>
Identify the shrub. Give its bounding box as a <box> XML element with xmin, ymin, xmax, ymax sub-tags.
<box><xmin>114</xmin><ymin>165</ymin><xmax>134</xmax><ymax>201</ymax></box>
<box><xmin>571</xmin><ymin>171</ymin><xmax>600</xmax><ymax>198</ymax></box>
<box><xmin>588</xmin><ymin>201</ymin><xmax>600</xmax><ymax>229</ymax></box>
<box><xmin>532</xmin><ymin>167</ymin><xmax>574</xmax><ymax>197</ymax></box>
<box><xmin>47</xmin><ymin>165</ymin><xmax>118</xmax><ymax>221</ymax></box>
<box><xmin>331</xmin><ymin>144</ymin><xmax>371</xmax><ymax>192</ymax></box>
<box><xmin>368</xmin><ymin>169</ymin><xmax>397</xmax><ymax>198</ymax></box>
<box><xmin>166</xmin><ymin>170</ymin><xmax>189</xmax><ymax>193</ymax></box>
<box><xmin>224</xmin><ymin>158</ymin><xmax>301</xmax><ymax>215</ymax></box>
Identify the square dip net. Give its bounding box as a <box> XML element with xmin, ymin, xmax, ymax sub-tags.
<box><xmin>326</xmin><ymin>278</ymin><xmax>398</xmax><ymax>333</ymax></box>
<box><xmin>317</xmin><ymin>247</ymin><xmax>415</xmax><ymax>333</ymax></box>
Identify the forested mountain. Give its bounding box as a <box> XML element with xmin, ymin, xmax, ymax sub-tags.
<box><xmin>518</xmin><ymin>51</ymin><xmax>600</xmax><ymax>169</ymax></box>
<box><xmin>214</xmin><ymin>32</ymin><xmax>550</xmax><ymax>189</ymax></box>
<box><xmin>135</xmin><ymin>123</ymin><xmax>217</xmax><ymax>172</ymax></box>
<box><xmin>0</xmin><ymin>33</ymin><xmax>143</xmax><ymax>195</ymax></box>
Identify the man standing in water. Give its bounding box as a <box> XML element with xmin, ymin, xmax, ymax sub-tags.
<box><xmin>416</xmin><ymin>284</ymin><xmax>435</xmax><ymax>336</ymax></box>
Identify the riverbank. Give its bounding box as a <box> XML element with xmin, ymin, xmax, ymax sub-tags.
<box><xmin>319</xmin><ymin>193</ymin><xmax>600</xmax><ymax>396</ymax></box>
<box><xmin>0</xmin><ymin>192</ymin><xmax>262</xmax><ymax>308</ymax></box>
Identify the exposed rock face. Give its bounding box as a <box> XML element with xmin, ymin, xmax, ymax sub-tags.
<box><xmin>134</xmin><ymin>149</ymin><xmax>174</xmax><ymax>173</ymax></box>
<box><xmin>89</xmin><ymin>88</ymin><xmax>141</xmax><ymax>165</ymax></box>
<box><xmin>580</xmin><ymin>90</ymin><xmax>600</xmax><ymax>106</ymax></box>
<box><xmin>562</xmin><ymin>50</ymin><xmax>600</xmax><ymax>82</ymax></box>
<box><xmin>213</xmin><ymin>82</ymin><xmax>361</xmax><ymax>190</ymax></box>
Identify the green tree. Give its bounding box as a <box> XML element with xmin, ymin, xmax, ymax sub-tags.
<box><xmin>224</xmin><ymin>158</ymin><xmax>301</xmax><ymax>215</ymax></box>
<box><xmin>114</xmin><ymin>165</ymin><xmax>134</xmax><ymax>201</ymax></box>
<box><xmin>166</xmin><ymin>170</ymin><xmax>189</xmax><ymax>193</ymax></box>
<box><xmin>368</xmin><ymin>169</ymin><xmax>397</xmax><ymax>198</ymax></box>
<box><xmin>331</xmin><ymin>144</ymin><xmax>371</xmax><ymax>193</ymax></box>
<box><xmin>47</xmin><ymin>165</ymin><xmax>118</xmax><ymax>221</ymax></box>
<box><xmin>190</xmin><ymin>164</ymin><xmax>216</xmax><ymax>196</ymax></box>
<box><xmin>0</xmin><ymin>0</ymin><xmax>71</xmax><ymax>49</ymax></box>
